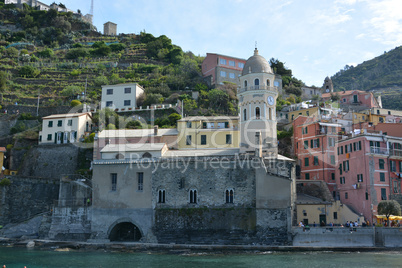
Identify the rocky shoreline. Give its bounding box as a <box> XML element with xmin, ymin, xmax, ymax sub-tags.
<box><xmin>1</xmin><ymin>238</ymin><xmax>401</xmax><ymax>254</ymax></box>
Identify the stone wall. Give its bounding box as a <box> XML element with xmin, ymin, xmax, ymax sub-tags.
<box><xmin>151</xmin><ymin>159</ymin><xmax>256</xmax><ymax>208</ymax></box>
<box><xmin>292</xmin><ymin>227</ymin><xmax>375</xmax><ymax>247</ymax></box>
<box><xmin>153</xmin><ymin>208</ymin><xmax>257</xmax><ymax>245</ymax></box>
<box><xmin>18</xmin><ymin>144</ymin><xmax>81</xmax><ymax>179</ymax></box>
<box><xmin>4</xmin><ymin>105</ymin><xmax>71</xmax><ymax>118</ymax></box>
<box><xmin>0</xmin><ymin>176</ymin><xmax>59</xmax><ymax>225</ymax></box>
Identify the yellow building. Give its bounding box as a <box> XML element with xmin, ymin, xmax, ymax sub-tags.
<box><xmin>177</xmin><ymin>116</ymin><xmax>240</xmax><ymax>149</ymax></box>
<box><xmin>288</xmin><ymin>106</ymin><xmax>319</xmax><ymax>122</ymax></box>
<box><xmin>296</xmin><ymin>193</ymin><xmax>364</xmax><ymax>226</ymax></box>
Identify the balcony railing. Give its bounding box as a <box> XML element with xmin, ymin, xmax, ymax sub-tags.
<box><xmin>238</xmin><ymin>85</ymin><xmax>278</xmax><ymax>93</ymax></box>
<box><xmin>370</xmin><ymin>147</ymin><xmax>389</xmax><ymax>155</ymax></box>
<box><xmin>390</xmin><ymin>149</ymin><xmax>402</xmax><ymax>157</ymax></box>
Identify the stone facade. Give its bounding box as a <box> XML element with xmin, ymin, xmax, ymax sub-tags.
<box><xmin>90</xmin><ymin>156</ymin><xmax>295</xmax><ymax>244</ymax></box>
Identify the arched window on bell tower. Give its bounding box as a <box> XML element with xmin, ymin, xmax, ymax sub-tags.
<box><xmin>255</xmin><ymin>107</ymin><xmax>260</xmax><ymax>119</ymax></box>
<box><xmin>244</xmin><ymin>80</ymin><xmax>248</xmax><ymax>88</ymax></box>
<box><xmin>243</xmin><ymin>108</ymin><xmax>247</xmax><ymax>121</ymax></box>
<box><xmin>266</xmin><ymin>79</ymin><xmax>270</xmax><ymax>87</ymax></box>
<box><xmin>254</xmin><ymin>78</ymin><xmax>259</xmax><ymax>89</ymax></box>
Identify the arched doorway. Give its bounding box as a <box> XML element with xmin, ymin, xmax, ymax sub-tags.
<box><xmin>109</xmin><ymin>222</ymin><xmax>142</xmax><ymax>241</ymax></box>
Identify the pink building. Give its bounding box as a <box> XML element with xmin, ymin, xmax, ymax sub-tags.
<box><xmin>202</xmin><ymin>53</ymin><xmax>246</xmax><ymax>86</ymax></box>
<box><xmin>321</xmin><ymin>90</ymin><xmax>380</xmax><ymax>109</ymax></box>
<box><xmin>335</xmin><ymin>132</ymin><xmax>395</xmax><ymax>221</ymax></box>
<box><xmin>293</xmin><ymin>116</ymin><xmax>341</xmax><ymax>192</ymax></box>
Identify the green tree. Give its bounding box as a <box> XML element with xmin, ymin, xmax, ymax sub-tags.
<box><xmin>37</xmin><ymin>48</ymin><xmax>54</xmax><ymax>58</ymax></box>
<box><xmin>109</xmin><ymin>43</ymin><xmax>126</xmax><ymax>52</ymax></box>
<box><xmin>168</xmin><ymin>113</ymin><xmax>181</xmax><ymax>126</ymax></box>
<box><xmin>70</xmin><ymin>100</ymin><xmax>82</xmax><ymax>107</ymax></box>
<box><xmin>125</xmin><ymin>120</ymin><xmax>143</xmax><ymax>129</ymax></box>
<box><xmin>19</xmin><ymin>65</ymin><xmax>40</xmax><ymax>78</ymax></box>
<box><xmin>269</xmin><ymin>58</ymin><xmax>292</xmax><ymax>76</ymax></box>
<box><xmin>66</xmin><ymin>48</ymin><xmax>89</xmax><ymax>59</ymax></box>
<box><xmin>94</xmin><ymin>75</ymin><xmax>108</xmax><ymax>87</ymax></box>
<box><xmin>0</xmin><ymin>71</ymin><xmax>7</xmax><ymax>92</ymax></box>
<box><xmin>6</xmin><ymin>47</ymin><xmax>19</xmax><ymax>58</ymax></box>
<box><xmin>62</xmin><ymin>86</ymin><xmax>82</xmax><ymax>97</ymax></box>
<box><xmin>378</xmin><ymin>200</ymin><xmax>401</xmax><ymax>227</ymax></box>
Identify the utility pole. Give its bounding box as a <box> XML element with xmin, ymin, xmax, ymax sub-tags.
<box><xmin>36</xmin><ymin>88</ymin><xmax>40</xmax><ymax>116</ymax></box>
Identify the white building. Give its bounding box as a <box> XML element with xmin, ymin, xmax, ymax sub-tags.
<box><xmin>101</xmin><ymin>83</ymin><xmax>144</xmax><ymax>112</ymax></box>
<box><xmin>39</xmin><ymin>112</ymin><xmax>92</xmax><ymax>145</ymax></box>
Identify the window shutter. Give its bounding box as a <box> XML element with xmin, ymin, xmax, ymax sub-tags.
<box><xmin>317</xmin><ymin>138</ymin><xmax>320</xmax><ymax>148</ymax></box>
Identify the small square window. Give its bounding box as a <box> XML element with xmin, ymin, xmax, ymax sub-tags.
<box><xmin>380</xmin><ymin>173</ymin><xmax>385</xmax><ymax>182</ymax></box>
<box><xmin>229</xmin><ymin>73</ymin><xmax>235</xmax><ymax>79</ymax></box>
<box><xmin>47</xmin><ymin>134</ymin><xmax>52</xmax><ymax>141</ymax></box>
<box><xmin>48</xmin><ymin>121</ymin><xmax>53</xmax><ymax>127</ymax></box>
<box><xmin>106</xmin><ymin>101</ymin><xmax>113</xmax><ymax>107</ymax></box>
<box><xmin>57</xmin><ymin>120</ymin><xmax>62</xmax><ymax>127</ymax></box>
<box><xmin>67</xmin><ymin>119</ymin><xmax>72</xmax><ymax>126</ymax></box>
<box><xmin>304</xmin><ymin>157</ymin><xmax>309</xmax><ymax>167</ymax></box>
<box><xmin>187</xmin><ymin>121</ymin><xmax>192</xmax><ymax>128</ymax></box>
<box><xmin>124</xmin><ymin>100</ymin><xmax>131</xmax><ymax>106</ymax></box>
<box><xmin>220</xmin><ymin>59</ymin><xmax>226</xmax><ymax>65</ymax></box>
<box><xmin>229</xmin><ymin>60</ymin><xmax>235</xmax><ymax>67</ymax></box>
<box><xmin>220</xmin><ymin>71</ymin><xmax>226</xmax><ymax>77</ymax></box>
<box><xmin>238</xmin><ymin>62</ymin><xmax>244</xmax><ymax>68</ymax></box>
<box><xmin>305</xmin><ymin>173</ymin><xmax>310</xmax><ymax>180</ymax></box>
<box><xmin>107</xmin><ymin>88</ymin><xmax>113</xmax><ymax>95</ymax></box>
<box><xmin>124</xmin><ymin>87</ymin><xmax>131</xmax><ymax>94</ymax></box>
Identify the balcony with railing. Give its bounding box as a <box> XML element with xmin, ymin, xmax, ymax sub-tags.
<box><xmin>390</xmin><ymin>149</ymin><xmax>402</xmax><ymax>158</ymax></box>
<box><xmin>369</xmin><ymin>147</ymin><xmax>389</xmax><ymax>155</ymax></box>
<box><xmin>238</xmin><ymin>85</ymin><xmax>278</xmax><ymax>93</ymax></box>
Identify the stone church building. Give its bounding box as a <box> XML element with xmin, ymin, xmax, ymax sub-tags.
<box><xmin>90</xmin><ymin>49</ymin><xmax>296</xmax><ymax>245</ymax></box>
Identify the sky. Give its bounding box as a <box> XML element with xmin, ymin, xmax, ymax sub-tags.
<box><xmin>60</xmin><ymin>0</ymin><xmax>402</xmax><ymax>87</ymax></box>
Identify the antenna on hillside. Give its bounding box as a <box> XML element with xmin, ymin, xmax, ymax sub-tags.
<box><xmin>90</xmin><ymin>0</ymin><xmax>94</xmax><ymax>15</ymax></box>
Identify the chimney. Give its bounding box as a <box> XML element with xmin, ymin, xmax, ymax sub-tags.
<box><xmin>255</xmin><ymin>131</ymin><xmax>262</xmax><ymax>158</ymax></box>
<box><xmin>154</xmin><ymin>125</ymin><xmax>158</xmax><ymax>135</ymax></box>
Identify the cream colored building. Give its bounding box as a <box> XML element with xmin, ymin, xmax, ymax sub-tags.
<box><xmin>177</xmin><ymin>116</ymin><xmax>240</xmax><ymax>149</ymax></box>
<box><xmin>39</xmin><ymin>112</ymin><xmax>92</xmax><ymax>145</ymax></box>
<box><xmin>296</xmin><ymin>193</ymin><xmax>364</xmax><ymax>226</ymax></box>
<box><xmin>101</xmin><ymin>83</ymin><xmax>144</xmax><ymax>112</ymax></box>
<box><xmin>238</xmin><ymin>48</ymin><xmax>281</xmax><ymax>154</ymax></box>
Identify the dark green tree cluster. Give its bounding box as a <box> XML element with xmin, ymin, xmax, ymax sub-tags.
<box><xmin>141</xmin><ymin>32</ymin><xmax>183</xmax><ymax>65</ymax></box>
<box><xmin>0</xmin><ymin>4</ymin><xmax>91</xmax><ymax>46</ymax></box>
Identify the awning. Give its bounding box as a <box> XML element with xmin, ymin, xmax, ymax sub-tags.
<box><xmin>375</xmin><ymin>215</ymin><xmax>402</xmax><ymax>220</ymax></box>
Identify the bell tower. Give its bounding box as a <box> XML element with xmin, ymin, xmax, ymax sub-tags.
<box><xmin>238</xmin><ymin>48</ymin><xmax>278</xmax><ymax>156</ymax></box>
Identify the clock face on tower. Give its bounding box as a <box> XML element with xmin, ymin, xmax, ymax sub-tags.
<box><xmin>267</xmin><ymin>96</ymin><xmax>274</xmax><ymax>106</ymax></box>
<box><xmin>326</xmin><ymin>88</ymin><xmax>330</xmax><ymax>92</ymax></box>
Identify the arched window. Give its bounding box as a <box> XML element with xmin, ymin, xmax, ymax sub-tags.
<box><xmin>243</xmin><ymin>108</ymin><xmax>247</xmax><ymax>121</ymax></box>
<box><xmin>115</xmin><ymin>153</ymin><xmax>125</xmax><ymax>159</ymax></box>
<box><xmin>255</xmin><ymin>107</ymin><xmax>260</xmax><ymax>119</ymax></box>
<box><xmin>225</xmin><ymin>189</ymin><xmax>234</xmax><ymax>203</ymax></box>
<box><xmin>142</xmin><ymin>152</ymin><xmax>152</xmax><ymax>158</ymax></box>
<box><xmin>189</xmin><ymin>189</ymin><xmax>197</xmax><ymax>203</ymax></box>
<box><xmin>158</xmin><ymin>189</ymin><xmax>166</xmax><ymax>203</ymax></box>
<box><xmin>266</xmin><ymin>79</ymin><xmax>270</xmax><ymax>87</ymax></box>
<box><xmin>254</xmin><ymin>78</ymin><xmax>260</xmax><ymax>89</ymax></box>
<box><xmin>244</xmin><ymin>80</ymin><xmax>248</xmax><ymax>88</ymax></box>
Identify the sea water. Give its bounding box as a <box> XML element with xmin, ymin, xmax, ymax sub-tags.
<box><xmin>0</xmin><ymin>247</ymin><xmax>401</xmax><ymax>268</ymax></box>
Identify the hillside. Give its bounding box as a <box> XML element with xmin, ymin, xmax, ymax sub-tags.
<box><xmin>331</xmin><ymin>46</ymin><xmax>402</xmax><ymax>110</ymax></box>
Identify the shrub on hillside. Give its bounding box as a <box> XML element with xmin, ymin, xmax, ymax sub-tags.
<box><xmin>71</xmin><ymin>100</ymin><xmax>82</xmax><ymax>107</ymax></box>
<box><xmin>37</xmin><ymin>48</ymin><xmax>54</xmax><ymax>58</ymax></box>
<box><xmin>66</xmin><ymin>48</ymin><xmax>89</xmax><ymax>59</ymax></box>
<box><xmin>19</xmin><ymin>65</ymin><xmax>40</xmax><ymax>78</ymax></box>
<box><xmin>0</xmin><ymin>178</ymin><xmax>11</xmax><ymax>187</ymax></box>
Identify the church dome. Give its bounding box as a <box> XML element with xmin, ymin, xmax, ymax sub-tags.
<box><xmin>242</xmin><ymin>48</ymin><xmax>273</xmax><ymax>76</ymax></box>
